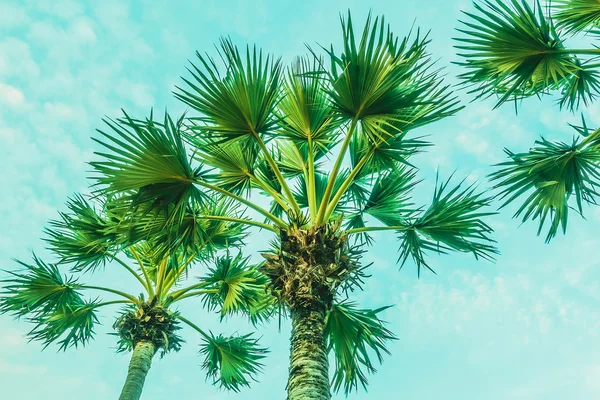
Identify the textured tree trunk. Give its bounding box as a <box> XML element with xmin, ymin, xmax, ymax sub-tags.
<box><xmin>118</xmin><ymin>341</ymin><xmax>156</xmax><ymax>400</ymax></box>
<box><xmin>287</xmin><ymin>306</ymin><xmax>331</xmax><ymax>400</ymax></box>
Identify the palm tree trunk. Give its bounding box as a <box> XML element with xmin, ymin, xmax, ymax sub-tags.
<box><xmin>118</xmin><ymin>341</ymin><xmax>156</xmax><ymax>400</ymax></box>
<box><xmin>287</xmin><ymin>306</ymin><xmax>331</xmax><ymax>400</ymax></box>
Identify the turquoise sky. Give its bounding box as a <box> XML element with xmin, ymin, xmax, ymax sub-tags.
<box><xmin>1</xmin><ymin>1</ymin><xmax>600</xmax><ymax>399</ymax></box>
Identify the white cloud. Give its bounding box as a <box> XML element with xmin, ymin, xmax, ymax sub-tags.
<box><xmin>0</xmin><ymin>38</ymin><xmax>40</xmax><ymax>79</ymax></box>
<box><xmin>70</xmin><ymin>19</ymin><xmax>97</xmax><ymax>43</ymax></box>
<box><xmin>116</xmin><ymin>80</ymin><xmax>155</xmax><ymax>109</ymax></box>
<box><xmin>0</xmin><ymin>83</ymin><xmax>25</xmax><ymax>107</ymax></box>
<box><xmin>43</xmin><ymin>101</ymin><xmax>74</xmax><ymax>119</ymax></box>
<box><xmin>455</xmin><ymin>130</ymin><xmax>495</xmax><ymax>161</ymax></box>
<box><xmin>0</xmin><ymin>3</ymin><xmax>29</xmax><ymax>28</ymax></box>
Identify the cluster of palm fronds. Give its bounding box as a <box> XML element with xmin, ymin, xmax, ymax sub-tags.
<box><xmin>455</xmin><ymin>0</ymin><xmax>600</xmax><ymax>240</ymax></box>
<box><xmin>0</xmin><ymin>10</ymin><xmax>505</xmax><ymax>399</ymax></box>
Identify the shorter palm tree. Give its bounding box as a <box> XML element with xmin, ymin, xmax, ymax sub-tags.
<box><xmin>454</xmin><ymin>0</ymin><xmax>600</xmax><ymax>240</ymax></box>
<box><xmin>0</xmin><ymin>189</ymin><xmax>270</xmax><ymax>400</ymax></box>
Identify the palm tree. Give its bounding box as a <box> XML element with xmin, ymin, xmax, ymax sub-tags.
<box><xmin>86</xmin><ymin>12</ymin><xmax>498</xmax><ymax>400</ymax></box>
<box><xmin>0</xmin><ymin>116</ymin><xmax>271</xmax><ymax>400</ymax></box>
<box><xmin>455</xmin><ymin>0</ymin><xmax>600</xmax><ymax>241</ymax></box>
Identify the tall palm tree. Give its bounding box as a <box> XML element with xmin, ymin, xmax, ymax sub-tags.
<box><xmin>87</xmin><ymin>12</ymin><xmax>498</xmax><ymax>400</ymax></box>
<box><xmin>0</xmin><ymin>116</ymin><xmax>271</xmax><ymax>400</ymax></box>
<box><xmin>455</xmin><ymin>0</ymin><xmax>600</xmax><ymax>241</ymax></box>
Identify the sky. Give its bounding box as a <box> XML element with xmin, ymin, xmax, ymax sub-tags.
<box><xmin>1</xmin><ymin>0</ymin><xmax>600</xmax><ymax>399</ymax></box>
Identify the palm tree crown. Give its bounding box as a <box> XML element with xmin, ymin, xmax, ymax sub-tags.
<box><xmin>3</xmin><ymin>11</ymin><xmax>500</xmax><ymax>400</ymax></box>
<box><xmin>85</xmin><ymin>12</ymin><xmax>498</xmax><ymax>398</ymax></box>
<box><xmin>1</xmin><ymin>184</ymin><xmax>270</xmax><ymax>398</ymax></box>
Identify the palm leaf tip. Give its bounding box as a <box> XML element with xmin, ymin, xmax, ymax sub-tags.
<box><xmin>325</xmin><ymin>301</ymin><xmax>397</xmax><ymax>395</ymax></box>
<box><xmin>200</xmin><ymin>332</ymin><xmax>268</xmax><ymax>392</ymax></box>
<box><xmin>490</xmin><ymin>122</ymin><xmax>600</xmax><ymax>242</ymax></box>
<box><xmin>399</xmin><ymin>175</ymin><xmax>498</xmax><ymax>275</ymax></box>
<box><xmin>455</xmin><ymin>0</ymin><xmax>578</xmax><ymax>107</ymax></box>
<box><xmin>553</xmin><ymin>0</ymin><xmax>600</xmax><ymax>34</ymax></box>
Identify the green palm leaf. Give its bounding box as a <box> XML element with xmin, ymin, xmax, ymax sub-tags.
<box><xmin>327</xmin><ymin>12</ymin><xmax>459</xmax><ymax>140</ymax></box>
<box><xmin>28</xmin><ymin>300</ymin><xmax>99</xmax><ymax>351</ymax></box>
<box><xmin>558</xmin><ymin>59</ymin><xmax>600</xmax><ymax>111</ymax></box>
<box><xmin>45</xmin><ymin>194</ymin><xmax>118</xmax><ymax>272</ymax></box>
<box><xmin>199</xmin><ymin>332</ymin><xmax>268</xmax><ymax>392</ymax></box>
<box><xmin>277</xmin><ymin>57</ymin><xmax>341</xmax><ymax>153</ymax></box>
<box><xmin>127</xmin><ymin>199</ymin><xmax>247</xmax><ymax>260</ymax></box>
<box><xmin>176</xmin><ymin>39</ymin><xmax>282</xmax><ymax>139</ymax></box>
<box><xmin>0</xmin><ymin>256</ymin><xmax>83</xmax><ymax>318</ymax></box>
<box><xmin>91</xmin><ymin>110</ymin><xmax>205</xmax><ymax>222</ymax></box>
<box><xmin>194</xmin><ymin>137</ymin><xmax>260</xmax><ymax>195</ymax></box>
<box><xmin>455</xmin><ymin>0</ymin><xmax>578</xmax><ymax>107</ymax></box>
<box><xmin>490</xmin><ymin>121</ymin><xmax>600</xmax><ymax>242</ymax></box>
<box><xmin>325</xmin><ymin>301</ymin><xmax>397</xmax><ymax>394</ymax></box>
<box><xmin>398</xmin><ymin>175</ymin><xmax>498</xmax><ymax>275</ymax></box>
<box><xmin>361</xmin><ymin>167</ymin><xmax>417</xmax><ymax>226</ymax></box>
<box><xmin>350</xmin><ymin>129</ymin><xmax>430</xmax><ymax>178</ymax></box>
<box><xmin>553</xmin><ymin>0</ymin><xmax>600</xmax><ymax>34</ymax></box>
<box><xmin>199</xmin><ymin>252</ymin><xmax>273</xmax><ymax>322</ymax></box>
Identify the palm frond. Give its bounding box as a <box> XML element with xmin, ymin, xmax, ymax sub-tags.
<box><xmin>399</xmin><ymin>175</ymin><xmax>498</xmax><ymax>275</ymax></box>
<box><xmin>490</xmin><ymin>121</ymin><xmax>600</xmax><ymax>241</ymax></box>
<box><xmin>0</xmin><ymin>256</ymin><xmax>83</xmax><ymax>318</ymax></box>
<box><xmin>195</xmin><ymin>137</ymin><xmax>260</xmax><ymax>195</ymax></box>
<box><xmin>28</xmin><ymin>300</ymin><xmax>99</xmax><ymax>351</ymax></box>
<box><xmin>325</xmin><ymin>301</ymin><xmax>397</xmax><ymax>395</ymax></box>
<box><xmin>326</xmin><ymin>12</ymin><xmax>459</xmax><ymax>139</ymax></box>
<box><xmin>44</xmin><ymin>194</ymin><xmax>117</xmax><ymax>272</ymax></box>
<box><xmin>200</xmin><ymin>332</ymin><xmax>267</xmax><ymax>392</ymax></box>
<box><xmin>199</xmin><ymin>252</ymin><xmax>273</xmax><ymax>323</ymax></box>
<box><xmin>275</xmin><ymin>140</ymin><xmax>309</xmax><ymax>177</ymax></box>
<box><xmin>455</xmin><ymin>0</ymin><xmax>578</xmax><ymax>107</ymax></box>
<box><xmin>277</xmin><ymin>56</ymin><xmax>341</xmax><ymax>152</ymax></box>
<box><xmin>176</xmin><ymin>38</ymin><xmax>282</xmax><ymax>140</ymax></box>
<box><xmin>350</xmin><ymin>129</ymin><xmax>430</xmax><ymax>178</ymax></box>
<box><xmin>91</xmin><ymin>110</ymin><xmax>205</xmax><ymax>222</ymax></box>
<box><xmin>120</xmin><ymin>197</ymin><xmax>247</xmax><ymax>260</ymax></box>
<box><xmin>558</xmin><ymin>59</ymin><xmax>600</xmax><ymax>111</ymax></box>
<box><xmin>361</xmin><ymin>167</ymin><xmax>418</xmax><ymax>226</ymax></box>
<box><xmin>553</xmin><ymin>0</ymin><xmax>600</xmax><ymax>34</ymax></box>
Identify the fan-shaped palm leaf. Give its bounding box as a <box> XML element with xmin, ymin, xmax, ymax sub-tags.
<box><xmin>28</xmin><ymin>300</ymin><xmax>99</xmax><ymax>351</ymax></box>
<box><xmin>199</xmin><ymin>332</ymin><xmax>268</xmax><ymax>392</ymax></box>
<box><xmin>92</xmin><ymin>111</ymin><xmax>205</xmax><ymax>222</ymax></box>
<box><xmin>553</xmin><ymin>0</ymin><xmax>600</xmax><ymax>34</ymax></box>
<box><xmin>45</xmin><ymin>194</ymin><xmax>118</xmax><ymax>272</ymax></box>
<box><xmin>398</xmin><ymin>175</ymin><xmax>498</xmax><ymax>275</ymax></box>
<box><xmin>199</xmin><ymin>252</ymin><xmax>272</xmax><ymax>322</ymax></box>
<box><xmin>327</xmin><ymin>12</ymin><xmax>458</xmax><ymax>136</ymax></box>
<box><xmin>490</xmin><ymin>121</ymin><xmax>600</xmax><ymax>241</ymax></box>
<box><xmin>558</xmin><ymin>59</ymin><xmax>600</xmax><ymax>111</ymax></box>
<box><xmin>277</xmin><ymin>57</ymin><xmax>341</xmax><ymax>153</ymax></box>
<box><xmin>176</xmin><ymin>39</ymin><xmax>282</xmax><ymax>139</ymax></box>
<box><xmin>0</xmin><ymin>256</ymin><xmax>83</xmax><ymax>317</ymax></box>
<box><xmin>325</xmin><ymin>302</ymin><xmax>396</xmax><ymax>395</ymax></box>
<box><xmin>455</xmin><ymin>0</ymin><xmax>578</xmax><ymax>107</ymax></box>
